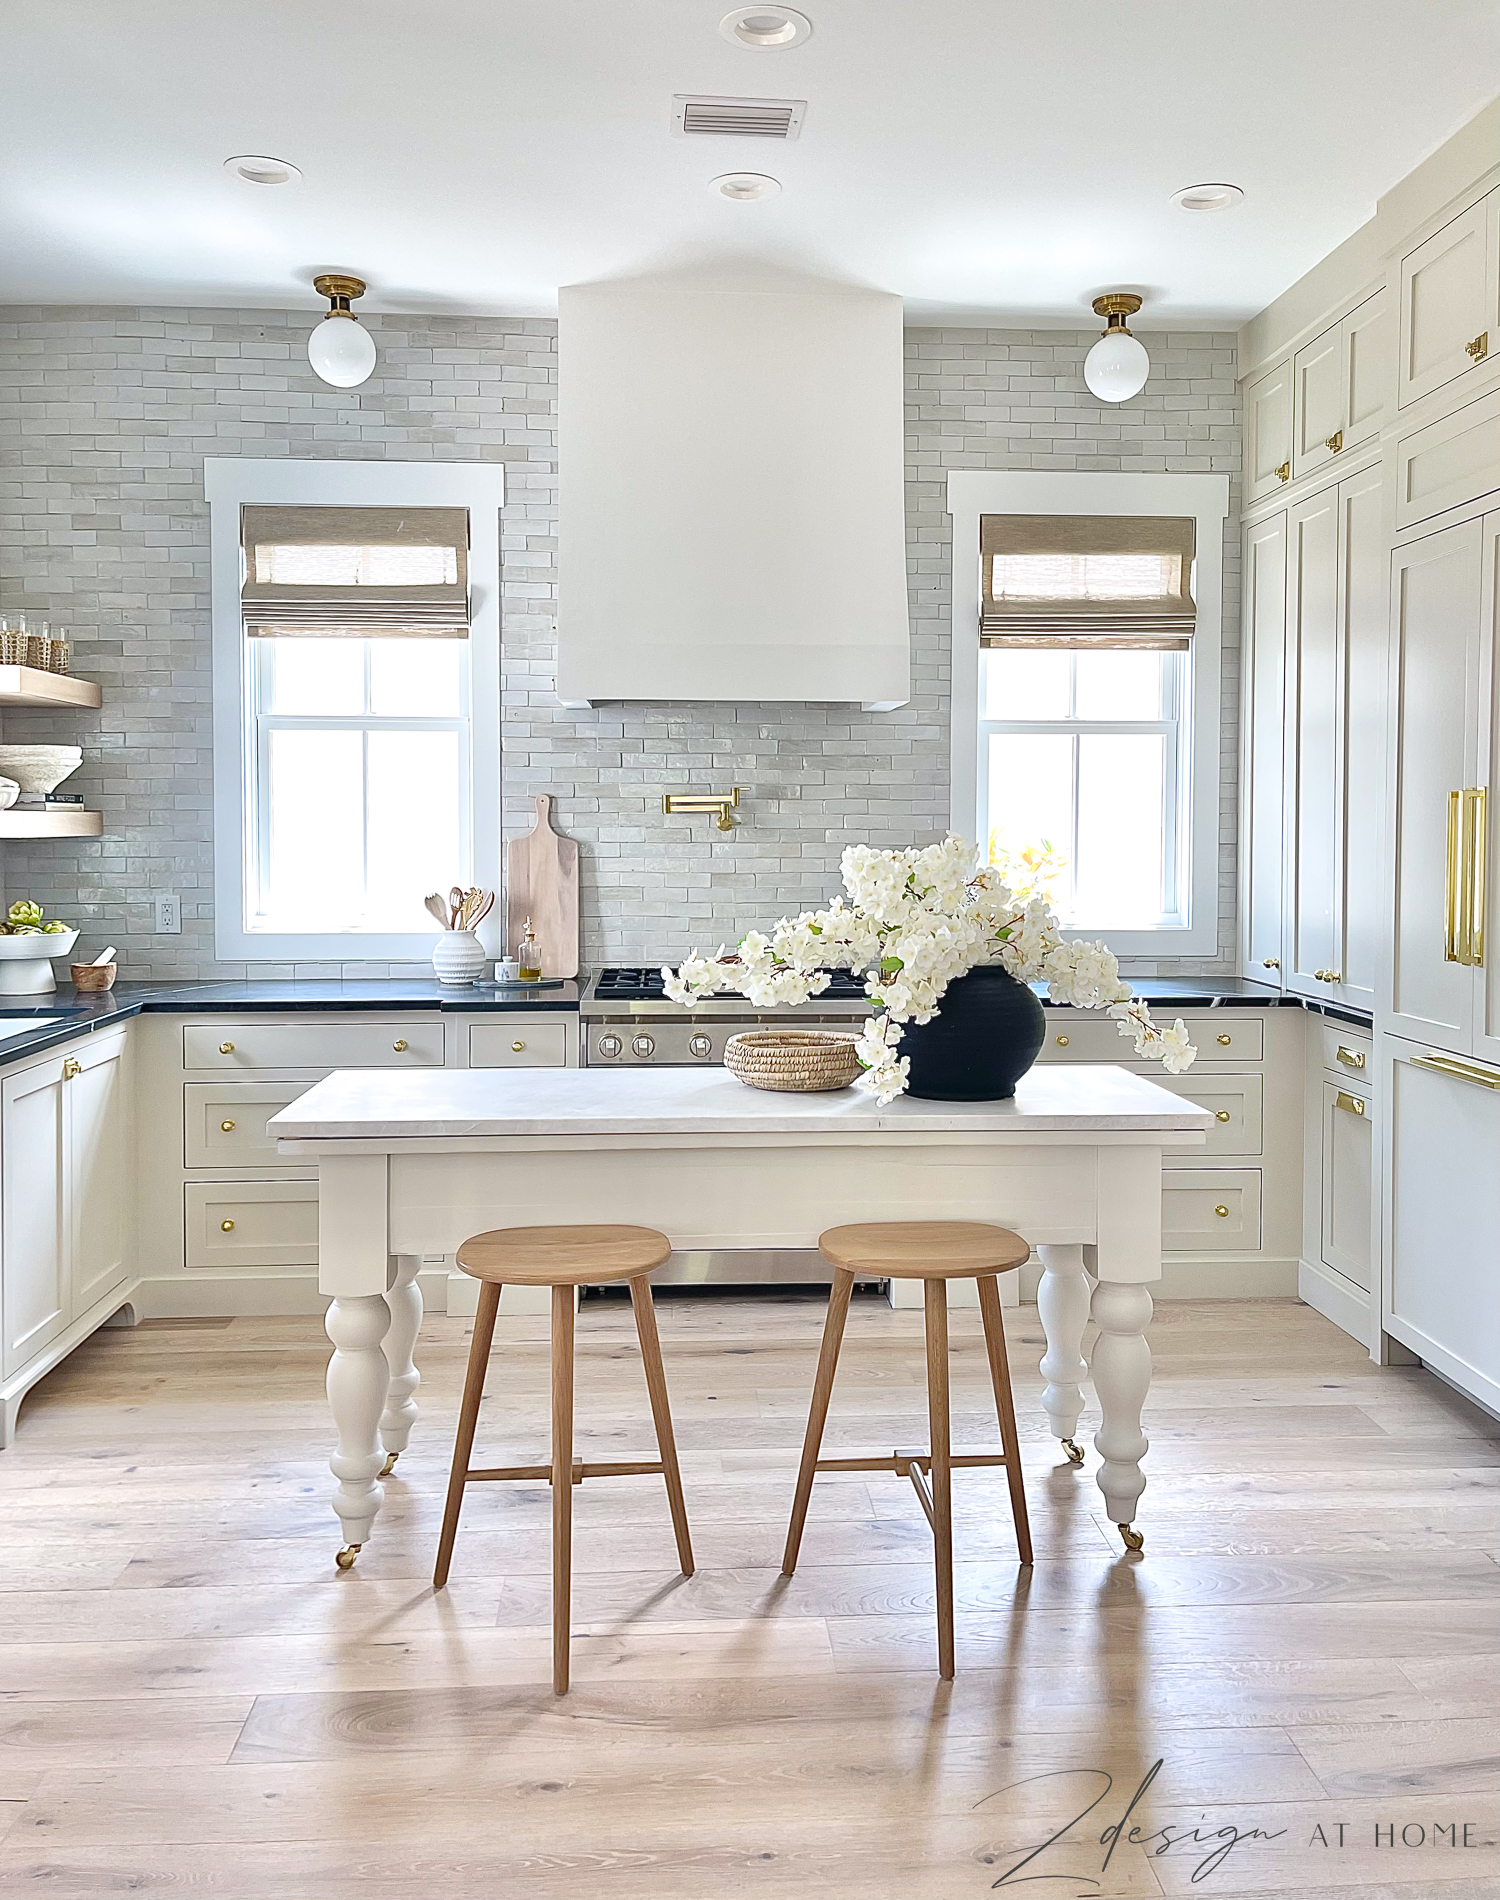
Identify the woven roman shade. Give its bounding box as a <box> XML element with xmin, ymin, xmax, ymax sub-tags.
<box><xmin>241</xmin><ymin>505</ymin><xmax>470</xmax><ymax>636</ymax></box>
<box><xmin>980</xmin><ymin>515</ymin><xmax>1196</xmax><ymax>650</ymax></box>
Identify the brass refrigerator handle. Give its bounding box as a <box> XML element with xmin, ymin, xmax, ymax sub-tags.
<box><xmin>1466</xmin><ymin>786</ymin><xmax>1486</xmax><ymax>969</ymax></box>
<box><xmin>1445</xmin><ymin>789</ymin><xmax>1463</xmax><ymax>963</ymax></box>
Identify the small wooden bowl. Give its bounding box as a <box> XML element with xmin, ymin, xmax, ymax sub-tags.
<box><xmin>723</xmin><ymin>1028</ymin><xmax>862</xmax><ymax>1093</ymax></box>
<box><xmin>71</xmin><ymin>962</ymin><xmax>116</xmax><ymax>992</ymax></box>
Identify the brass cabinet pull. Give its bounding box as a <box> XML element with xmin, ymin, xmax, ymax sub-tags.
<box><xmin>1214</xmin><ymin>1204</ymin><xmax>1230</xmax><ymax>1218</ymax></box>
<box><xmin>1466</xmin><ymin>331</ymin><xmax>1489</xmax><ymax>362</ymax></box>
<box><xmin>1215</xmin><ymin>1109</ymin><xmax>1231</xmax><ymax>1122</ymax></box>
<box><xmin>1465</xmin><ymin>787</ymin><xmax>1486</xmax><ymax>968</ymax></box>
<box><xmin>1325</xmin><ymin>430</ymin><xmax>1343</xmax><ymax>453</ymax></box>
<box><xmin>1335</xmin><ymin>1046</ymin><xmax>1366</xmax><ymax>1070</ymax></box>
<box><xmin>219</xmin><ymin>1041</ymin><xmax>235</xmax><ymax>1055</ymax></box>
<box><xmin>1274</xmin><ymin>461</ymin><xmax>1291</xmax><ymax>483</ymax></box>
<box><xmin>1411</xmin><ymin>1051</ymin><xmax>1500</xmax><ymax>1090</ymax></box>
<box><xmin>1448</xmin><ymin>787</ymin><xmax>1488</xmax><ymax>967</ymax></box>
<box><xmin>1445</xmin><ymin>789</ymin><xmax>1464</xmax><ymax>962</ymax></box>
<box><xmin>1261</xmin><ymin>957</ymin><xmax>1280</xmax><ymax>969</ymax></box>
<box><xmin>1055</xmin><ymin>1034</ymin><xmax>1069</xmax><ymax>1046</ymax></box>
<box><xmin>1216</xmin><ymin>1033</ymin><xmax>1232</xmax><ymax>1045</ymax></box>
<box><xmin>61</xmin><ymin>1057</ymin><xmax>81</xmax><ymax>1080</ymax></box>
<box><xmin>1334</xmin><ymin>1090</ymin><xmax>1366</xmax><ymax>1116</ymax></box>
<box><xmin>392</xmin><ymin>1039</ymin><xmax>408</xmax><ymax>1052</ymax></box>
<box><xmin>220</xmin><ymin>1119</ymin><xmax>236</xmax><ymax>1132</ymax></box>
<box><xmin>221</xmin><ymin>1219</ymin><xmax>236</xmax><ymax>1232</ymax></box>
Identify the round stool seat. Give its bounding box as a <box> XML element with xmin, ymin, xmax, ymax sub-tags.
<box><xmin>456</xmin><ymin>1224</ymin><xmax>672</xmax><ymax>1287</ymax></box>
<box><xmin>819</xmin><ymin>1220</ymin><xmax>1030</xmax><ymax>1279</ymax></box>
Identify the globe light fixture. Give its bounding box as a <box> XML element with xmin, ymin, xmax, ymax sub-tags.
<box><xmin>307</xmin><ymin>274</ymin><xmax>377</xmax><ymax>389</ymax></box>
<box><xmin>1083</xmin><ymin>293</ymin><xmax>1149</xmax><ymax>403</ymax></box>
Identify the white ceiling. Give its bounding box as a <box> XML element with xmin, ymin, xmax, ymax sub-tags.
<box><xmin>4</xmin><ymin>0</ymin><xmax>1499</xmax><ymax>328</ymax></box>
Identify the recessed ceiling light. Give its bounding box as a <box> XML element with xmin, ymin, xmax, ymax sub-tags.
<box><xmin>719</xmin><ymin>6</ymin><xmax>812</xmax><ymax>49</ymax></box>
<box><xmin>711</xmin><ymin>172</ymin><xmax>782</xmax><ymax>201</ymax></box>
<box><xmin>1171</xmin><ymin>181</ymin><xmax>1244</xmax><ymax>213</ymax></box>
<box><xmin>224</xmin><ymin>154</ymin><xmax>303</xmax><ymax>187</ymax></box>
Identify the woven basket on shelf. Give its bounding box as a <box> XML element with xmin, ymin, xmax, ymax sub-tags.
<box><xmin>723</xmin><ymin>1028</ymin><xmax>863</xmax><ymax>1094</ymax></box>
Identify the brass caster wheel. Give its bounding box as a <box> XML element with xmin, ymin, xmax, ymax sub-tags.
<box><xmin>335</xmin><ymin>1543</ymin><xmax>363</xmax><ymax>1571</ymax></box>
<box><xmin>1061</xmin><ymin>1438</ymin><xmax>1084</xmax><ymax>1466</ymax></box>
<box><xmin>379</xmin><ymin>1451</ymin><xmax>399</xmax><ymax>1478</ymax></box>
<box><xmin>1117</xmin><ymin>1524</ymin><xmax>1144</xmax><ymax>1554</ymax></box>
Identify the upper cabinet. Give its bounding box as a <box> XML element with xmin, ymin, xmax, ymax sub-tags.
<box><xmin>1398</xmin><ymin>187</ymin><xmax>1499</xmax><ymax>409</ymax></box>
<box><xmin>1244</xmin><ymin>359</ymin><xmax>1294</xmax><ymax>503</ymax></box>
<box><xmin>1291</xmin><ymin>291</ymin><xmax>1389</xmax><ymax>484</ymax></box>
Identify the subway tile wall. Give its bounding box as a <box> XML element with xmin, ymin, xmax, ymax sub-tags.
<box><xmin>0</xmin><ymin>307</ymin><xmax>1239</xmax><ymax>977</ymax></box>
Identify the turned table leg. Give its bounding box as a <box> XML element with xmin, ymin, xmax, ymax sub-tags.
<box><xmin>1036</xmin><ymin>1243</ymin><xmax>1090</xmax><ymax>1465</ymax></box>
<box><xmin>1090</xmin><ymin>1280</ymin><xmax>1153</xmax><ymax>1551</ymax></box>
<box><xmin>326</xmin><ymin>1294</ymin><xmax>393</xmax><ymax>1568</ymax></box>
<box><xmin>379</xmin><ymin>1254</ymin><xmax>423</xmax><ymax>1475</ymax></box>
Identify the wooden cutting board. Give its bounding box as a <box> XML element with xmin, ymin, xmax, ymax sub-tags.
<box><xmin>506</xmin><ymin>794</ymin><xmax>579</xmax><ymax>978</ymax></box>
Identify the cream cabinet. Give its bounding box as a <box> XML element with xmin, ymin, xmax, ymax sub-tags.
<box><xmin>1397</xmin><ymin>187</ymin><xmax>1499</xmax><ymax>409</ymax></box>
<box><xmin>1319</xmin><ymin>1078</ymin><xmax>1372</xmax><ymax>1293</ymax></box>
<box><xmin>1241</xmin><ymin>513</ymin><xmax>1288</xmax><ymax>982</ymax></box>
<box><xmin>1386</xmin><ymin>513</ymin><xmax>1500</xmax><ymax>1054</ymax></box>
<box><xmin>1243</xmin><ymin>358</ymin><xmax>1294</xmax><ymax>502</ymax></box>
<box><xmin>1392</xmin><ymin>385</ymin><xmax>1500</xmax><ymax>531</ymax></box>
<box><xmin>1282</xmin><ymin>465</ymin><xmax>1385</xmax><ymax>1012</ymax></box>
<box><xmin>1</xmin><ymin>1028</ymin><xmax>132</xmax><ymax>1443</ymax></box>
<box><xmin>1383</xmin><ymin>1033</ymin><xmax>1500</xmax><ymax>1416</ymax></box>
<box><xmin>1291</xmin><ymin>292</ymin><xmax>1387</xmax><ymax>484</ymax></box>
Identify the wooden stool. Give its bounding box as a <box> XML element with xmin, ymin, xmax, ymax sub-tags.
<box><xmin>782</xmin><ymin>1221</ymin><xmax>1034</xmax><ymax>1679</ymax></box>
<box><xmin>434</xmin><ymin>1224</ymin><xmax>694</xmax><ymax>1694</ymax></box>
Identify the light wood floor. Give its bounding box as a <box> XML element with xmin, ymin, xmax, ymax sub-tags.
<box><xmin>0</xmin><ymin>1292</ymin><xmax>1497</xmax><ymax>1898</ymax></box>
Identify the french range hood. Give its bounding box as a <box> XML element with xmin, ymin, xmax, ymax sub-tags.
<box><xmin>556</xmin><ymin>273</ymin><xmax>909</xmax><ymax>709</ymax></box>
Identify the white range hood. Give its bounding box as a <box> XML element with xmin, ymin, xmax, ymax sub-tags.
<box><xmin>556</xmin><ymin>273</ymin><xmax>909</xmax><ymax>708</ymax></box>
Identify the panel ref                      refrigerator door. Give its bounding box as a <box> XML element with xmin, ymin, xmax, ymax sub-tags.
<box><xmin>1386</xmin><ymin>521</ymin><xmax>1484</xmax><ymax>1048</ymax></box>
<box><xmin>1475</xmin><ymin>513</ymin><xmax>1500</xmax><ymax>1065</ymax></box>
<box><xmin>1285</xmin><ymin>487</ymin><xmax>1342</xmax><ymax>999</ymax></box>
<box><xmin>1336</xmin><ymin>465</ymin><xmax>1388</xmax><ymax>1012</ymax></box>
<box><xmin>1241</xmin><ymin>513</ymin><xmax>1288</xmax><ymax>980</ymax></box>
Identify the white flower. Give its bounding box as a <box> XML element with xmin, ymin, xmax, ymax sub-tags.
<box><xmin>1158</xmin><ymin>1019</ymin><xmax>1196</xmax><ymax>1073</ymax></box>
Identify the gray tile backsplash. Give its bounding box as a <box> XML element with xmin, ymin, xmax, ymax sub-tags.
<box><xmin>0</xmin><ymin>307</ymin><xmax>1239</xmax><ymax>977</ymax></box>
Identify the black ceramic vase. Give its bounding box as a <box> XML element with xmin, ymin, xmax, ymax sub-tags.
<box><xmin>898</xmin><ymin>964</ymin><xmax>1047</xmax><ymax>1101</ymax></box>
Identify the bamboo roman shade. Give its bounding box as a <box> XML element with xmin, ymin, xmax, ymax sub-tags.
<box><xmin>240</xmin><ymin>505</ymin><xmax>471</xmax><ymax>636</ymax></box>
<box><xmin>980</xmin><ymin>515</ymin><xmax>1196</xmax><ymax>649</ymax></box>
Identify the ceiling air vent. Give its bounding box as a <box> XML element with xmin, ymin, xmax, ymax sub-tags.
<box><xmin>672</xmin><ymin>95</ymin><xmax>805</xmax><ymax>140</ymax></box>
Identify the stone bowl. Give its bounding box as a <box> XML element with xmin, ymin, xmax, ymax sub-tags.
<box><xmin>71</xmin><ymin>961</ymin><xmax>117</xmax><ymax>992</ymax></box>
<box><xmin>0</xmin><ymin>745</ymin><xmax>83</xmax><ymax>795</ymax></box>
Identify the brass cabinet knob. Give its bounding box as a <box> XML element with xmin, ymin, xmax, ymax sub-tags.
<box><xmin>1274</xmin><ymin>461</ymin><xmax>1291</xmax><ymax>483</ymax></box>
<box><xmin>1325</xmin><ymin>430</ymin><xmax>1343</xmax><ymax>453</ymax></box>
<box><xmin>219</xmin><ymin>1041</ymin><xmax>234</xmax><ymax>1055</ymax></box>
<box><xmin>1217</xmin><ymin>1033</ymin><xmax>1232</xmax><ymax>1045</ymax></box>
<box><xmin>1467</xmin><ymin>332</ymin><xmax>1489</xmax><ymax>362</ymax></box>
<box><xmin>1262</xmin><ymin>957</ymin><xmax>1280</xmax><ymax>969</ymax></box>
<box><xmin>1055</xmin><ymin>1034</ymin><xmax>1070</xmax><ymax>1046</ymax></box>
<box><xmin>512</xmin><ymin>1039</ymin><xmax>526</xmax><ymax>1053</ymax></box>
<box><xmin>1314</xmin><ymin>969</ymin><xmax>1343</xmax><ymax>983</ymax></box>
<box><xmin>61</xmin><ymin>1057</ymin><xmax>81</xmax><ymax>1080</ymax></box>
<box><xmin>221</xmin><ymin>1120</ymin><xmax>235</xmax><ymax>1132</ymax></box>
<box><xmin>221</xmin><ymin>1219</ymin><xmax>235</xmax><ymax>1232</ymax></box>
<box><xmin>1214</xmin><ymin>1205</ymin><xmax>1230</xmax><ymax>1218</ymax></box>
<box><xmin>392</xmin><ymin>1039</ymin><xmax>408</xmax><ymax>1052</ymax></box>
<box><xmin>1215</xmin><ymin>1109</ymin><xmax>1231</xmax><ymax>1122</ymax></box>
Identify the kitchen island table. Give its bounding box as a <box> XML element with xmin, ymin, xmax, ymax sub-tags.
<box><xmin>271</xmin><ymin>1065</ymin><xmax>1212</xmax><ymax>1565</ymax></box>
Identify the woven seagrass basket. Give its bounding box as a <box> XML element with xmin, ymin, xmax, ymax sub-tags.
<box><xmin>723</xmin><ymin>1028</ymin><xmax>863</xmax><ymax>1093</ymax></box>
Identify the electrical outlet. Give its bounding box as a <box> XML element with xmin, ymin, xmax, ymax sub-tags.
<box><xmin>154</xmin><ymin>894</ymin><xmax>181</xmax><ymax>935</ymax></box>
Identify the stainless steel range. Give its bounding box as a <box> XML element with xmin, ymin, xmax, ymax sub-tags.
<box><xmin>581</xmin><ymin>967</ymin><xmax>883</xmax><ymax>1289</ymax></box>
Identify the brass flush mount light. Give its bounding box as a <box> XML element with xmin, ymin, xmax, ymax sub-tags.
<box><xmin>308</xmin><ymin>274</ymin><xmax>377</xmax><ymax>389</ymax></box>
<box><xmin>1084</xmin><ymin>292</ymin><xmax>1149</xmax><ymax>403</ymax></box>
<box><xmin>664</xmin><ymin>789</ymin><xmax>741</xmax><ymax>831</ymax></box>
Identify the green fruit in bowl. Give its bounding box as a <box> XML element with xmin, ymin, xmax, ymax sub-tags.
<box><xmin>7</xmin><ymin>900</ymin><xmax>43</xmax><ymax>928</ymax></box>
<box><xmin>42</xmin><ymin>920</ymin><xmax>71</xmax><ymax>934</ymax></box>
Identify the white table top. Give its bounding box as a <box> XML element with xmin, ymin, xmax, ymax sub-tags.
<box><xmin>270</xmin><ymin>1063</ymin><xmax>1214</xmax><ymax>1143</ymax></box>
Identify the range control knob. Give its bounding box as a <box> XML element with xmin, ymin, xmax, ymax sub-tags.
<box><xmin>631</xmin><ymin>1034</ymin><xmax>656</xmax><ymax>1058</ymax></box>
<box><xmin>688</xmin><ymin>1033</ymin><xmax>714</xmax><ymax>1058</ymax></box>
<box><xmin>597</xmin><ymin>1033</ymin><xmax>622</xmax><ymax>1058</ymax></box>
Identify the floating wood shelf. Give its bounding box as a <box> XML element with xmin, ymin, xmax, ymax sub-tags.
<box><xmin>0</xmin><ymin>810</ymin><xmax>103</xmax><ymax>839</ymax></box>
<box><xmin>0</xmin><ymin>666</ymin><xmax>102</xmax><ymax>709</ymax></box>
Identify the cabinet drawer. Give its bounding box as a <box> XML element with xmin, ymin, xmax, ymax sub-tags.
<box><xmin>1152</xmin><ymin>1073</ymin><xmax>1263</xmax><ymax>1156</ymax></box>
<box><xmin>467</xmin><ymin>1019</ymin><xmax>570</xmax><ymax>1068</ymax></box>
<box><xmin>1321</xmin><ymin>1081</ymin><xmax>1373</xmax><ymax>1293</ymax></box>
<box><xmin>185</xmin><ymin>1180</ymin><xmax>318</xmax><ymax>1270</ymax></box>
<box><xmin>1320</xmin><ymin>1024</ymin><xmax>1373</xmax><ymax>1084</ymax></box>
<box><xmin>184</xmin><ymin>1083</ymin><xmax>311</xmax><ymax>1168</ymax></box>
<box><xmin>1161</xmin><ymin>1170</ymin><xmax>1263</xmax><ymax>1252</ymax></box>
<box><xmin>1393</xmin><ymin>386</ymin><xmax>1500</xmax><ymax>530</ymax></box>
<box><xmin>1037</xmin><ymin>1013</ymin><xmax>1263</xmax><ymax>1063</ymax></box>
<box><xmin>183</xmin><ymin>1018</ymin><xmax>445</xmax><ymax>1073</ymax></box>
